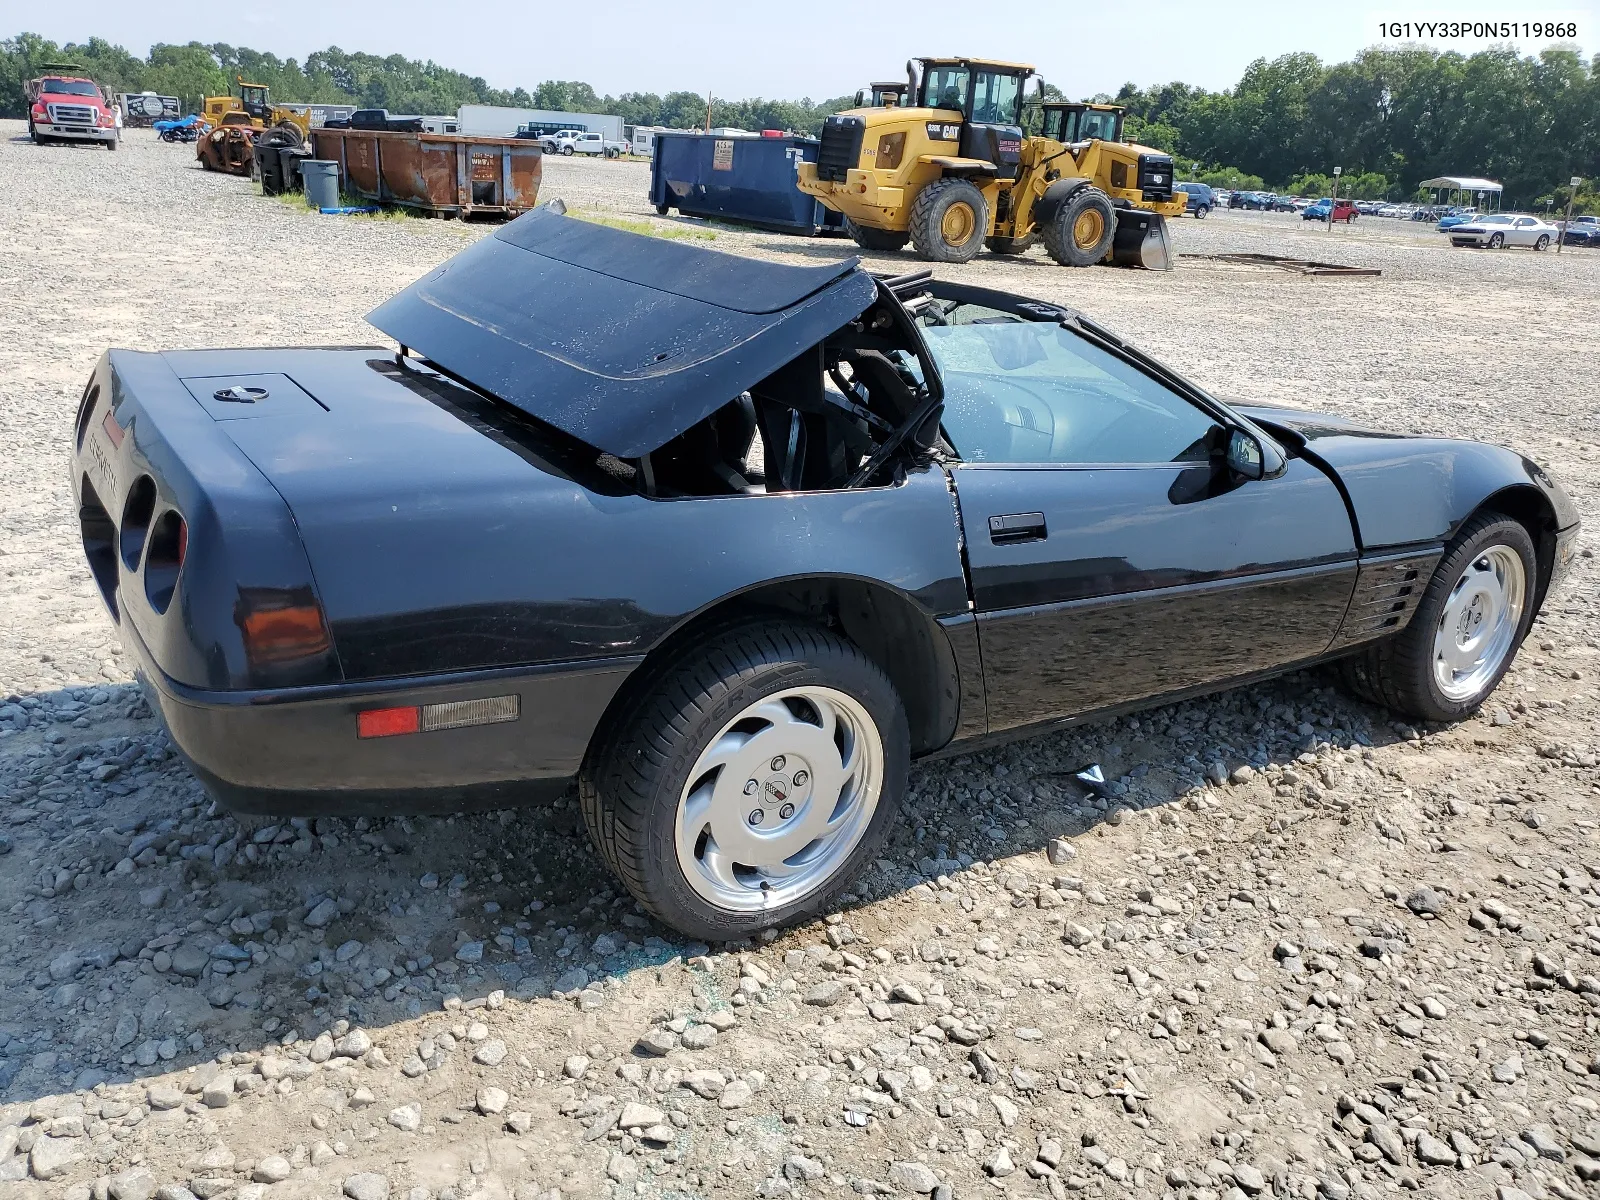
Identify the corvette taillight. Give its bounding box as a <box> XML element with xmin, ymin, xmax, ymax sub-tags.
<box><xmin>239</xmin><ymin>602</ymin><xmax>329</xmax><ymax>666</ymax></box>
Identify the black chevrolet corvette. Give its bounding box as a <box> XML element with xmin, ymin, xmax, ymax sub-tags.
<box><xmin>71</xmin><ymin>208</ymin><xmax>1579</xmax><ymax>937</ymax></box>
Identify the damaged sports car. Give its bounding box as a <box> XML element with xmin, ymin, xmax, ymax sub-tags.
<box><xmin>72</xmin><ymin>207</ymin><xmax>1578</xmax><ymax>937</ymax></box>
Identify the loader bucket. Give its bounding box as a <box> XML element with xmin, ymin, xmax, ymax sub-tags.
<box><xmin>1109</xmin><ymin>209</ymin><xmax>1173</xmax><ymax>270</ymax></box>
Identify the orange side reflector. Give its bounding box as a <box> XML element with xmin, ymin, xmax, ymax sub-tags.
<box><xmin>239</xmin><ymin>604</ymin><xmax>332</xmax><ymax>666</ymax></box>
<box><xmin>358</xmin><ymin>706</ymin><xmax>420</xmax><ymax>739</ymax></box>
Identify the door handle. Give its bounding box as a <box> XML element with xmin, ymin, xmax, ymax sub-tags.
<box><xmin>988</xmin><ymin>512</ymin><xmax>1046</xmax><ymax>545</ymax></box>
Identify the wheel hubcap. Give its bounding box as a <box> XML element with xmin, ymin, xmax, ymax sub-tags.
<box><xmin>1073</xmin><ymin>209</ymin><xmax>1104</xmax><ymax>248</ymax></box>
<box><xmin>1432</xmin><ymin>545</ymin><xmax>1525</xmax><ymax>701</ymax></box>
<box><xmin>941</xmin><ymin>202</ymin><xmax>976</xmax><ymax>245</ymax></box>
<box><xmin>674</xmin><ymin>687</ymin><xmax>882</xmax><ymax>913</ymax></box>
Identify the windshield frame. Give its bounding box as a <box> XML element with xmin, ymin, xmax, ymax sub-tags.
<box><xmin>40</xmin><ymin>78</ymin><xmax>101</xmax><ymax>98</ymax></box>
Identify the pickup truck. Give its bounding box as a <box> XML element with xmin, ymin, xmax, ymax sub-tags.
<box><xmin>27</xmin><ymin>73</ymin><xmax>119</xmax><ymax>149</ymax></box>
<box><xmin>547</xmin><ymin>130</ymin><xmax>626</xmax><ymax>158</ymax></box>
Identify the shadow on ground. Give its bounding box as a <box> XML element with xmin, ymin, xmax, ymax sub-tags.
<box><xmin>0</xmin><ymin>662</ymin><xmax>1408</xmax><ymax>1108</ymax></box>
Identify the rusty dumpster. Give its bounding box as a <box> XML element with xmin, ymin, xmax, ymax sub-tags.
<box><xmin>308</xmin><ymin>129</ymin><xmax>541</xmax><ymax>217</ymax></box>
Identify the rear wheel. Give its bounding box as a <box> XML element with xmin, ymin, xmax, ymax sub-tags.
<box><xmin>1338</xmin><ymin>513</ymin><xmax>1536</xmax><ymax>723</ymax></box>
<box><xmin>561</xmin><ymin>145</ymin><xmax>574</xmax><ymax>155</ymax></box>
<box><xmin>1534</xmin><ymin>234</ymin><xmax>1550</xmax><ymax>251</ymax></box>
<box><xmin>1041</xmin><ymin>186</ymin><xmax>1116</xmax><ymax>267</ymax></box>
<box><xmin>845</xmin><ymin>218</ymin><xmax>910</xmax><ymax>252</ymax></box>
<box><xmin>908</xmin><ymin>178</ymin><xmax>987</xmax><ymax>263</ymax></box>
<box><xmin>1194</xmin><ymin>204</ymin><xmax>1209</xmax><ymax>219</ymax></box>
<box><xmin>579</xmin><ymin>621</ymin><xmax>908</xmax><ymax>940</ymax></box>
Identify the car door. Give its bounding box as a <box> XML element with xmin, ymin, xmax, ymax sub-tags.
<box><xmin>1509</xmin><ymin>216</ymin><xmax>1537</xmax><ymax>246</ymax></box>
<box><xmin>921</xmin><ymin>304</ymin><xmax>1359</xmax><ymax>734</ymax></box>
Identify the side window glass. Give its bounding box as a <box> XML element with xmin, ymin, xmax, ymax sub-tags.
<box><xmin>919</xmin><ymin>304</ymin><xmax>1219</xmax><ymax>466</ymax></box>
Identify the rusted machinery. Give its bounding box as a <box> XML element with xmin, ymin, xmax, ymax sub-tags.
<box><xmin>309</xmin><ymin>128</ymin><xmax>542</xmax><ymax>217</ymax></box>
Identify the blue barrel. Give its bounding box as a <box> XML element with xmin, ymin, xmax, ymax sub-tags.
<box><xmin>301</xmin><ymin>159</ymin><xmax>341</xmax><ymax>210</ymax></box>
<box><xmin>649</xmin><ymin>133</ymin><xmax>845</xmax><ymax>235</ymax></box>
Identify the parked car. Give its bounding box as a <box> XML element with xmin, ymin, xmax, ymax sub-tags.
<box><xmin>1437</xmin><ymin>209</ymin><xmax>1480</xmax><ymax>230</ymax></box>
<box><xmin>539</xmin><ymin>128</ymin><xmax>584</xmax><ymax>153</ymax></box>
<box><xmin>1177</xmin><ymin>181</ymin><xmax>1214</xmax><ymax>217</ymax></box>
<box><xmin>25</xmin><ymin>72</ymin><xmax>119</xmax><ymax>149</ymax></box>
<box><xmin>70</xmin><ymin>208</ymin><xmax>1578</xmax><ymax>938</ymax></box>
<box><xmin>1449</xmin><ymin>213</ymin><xmax>1558</xmax><ymax>249</ymax></box>
<box><xmin>1303</xmin><ymin>199</ymin><xmax>1358</xmax><ymax>222</ymax></box>
<box><xmin>1560</xmin><ymin>215</ymin><xmax>1600</xmax><ymax>247</ymax></box>
<box><xmin>546</xmin><ymin>130</ymin><xmax>626</xmax><ymax>157</ymax></box>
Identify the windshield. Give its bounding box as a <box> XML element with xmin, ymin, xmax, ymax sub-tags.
<box><xmin>914</xmin><ymin>305</ymin><xmax>1216</xmax><ymax>465</ymax></box>
<box><xmin>1076</xmin><ymin>108</ymin><xmax>1120</xmax><ymax>141</ymax></box>
<box><xmin>1479</xmin><ymin>215</ymin><xmax>1512</xmax><ymax>224</ymax></box>
<box><xmin>41</xmin><ymin>79</ymin><xmax>100</xmax><ymax>97</ymax></box>
<box><xmin>970</xmin><ymin>71</ymin><xmax>1022</xmax><ymax>124</ymax></box>
<box><xmin>922</xmin><ymin>65</ymin><xmax>970</xmax><ymax>112</ymax></box>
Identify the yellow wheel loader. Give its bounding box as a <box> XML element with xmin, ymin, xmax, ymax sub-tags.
<box><xmin>197</xmin><ymin>79</ymin><xmax>311</xmax><ymax>175</ymax></box>
<box><xmin>796</xmin><ymin>57</ymin><xmax>1180</xmax><ymax>269</ymax></box>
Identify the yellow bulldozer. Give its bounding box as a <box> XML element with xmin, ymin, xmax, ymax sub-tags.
<box><xmin>196</xmin><ymin>79</ymin><xmax>310</xmax><ymax>175</ymax></box>
<box><xmin>796</xmin><ymin>56</ymin><xmax>1184</xmax><ymax>269</ymax></box>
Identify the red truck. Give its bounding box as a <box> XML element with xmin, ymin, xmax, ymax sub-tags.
<box><xmin>26</xmin><ymin>69</ymin><xmax>119</xmax><ymax>150</ymax></box>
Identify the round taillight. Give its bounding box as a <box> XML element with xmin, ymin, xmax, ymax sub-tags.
<box><xmin>144</xmin><ymin>511</ymin><xmax>186</xmax><ymax>614</ymax></box>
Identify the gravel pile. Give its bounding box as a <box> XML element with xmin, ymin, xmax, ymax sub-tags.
<box><xmin>2</xmin><ymin>124</ymin><xmax>1598</xmax><ymax>1200</ymax></box>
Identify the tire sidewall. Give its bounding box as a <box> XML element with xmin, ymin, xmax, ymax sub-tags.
<box><xmin>606</xmin><ymin>631</ymin><xmax>908</xmax><ymax>941</ymax></box>
<box><xmin>1049</xmin><ymin>189</ymin><xmax>1116</xmax><ymax>267</ymax></box>
<box><xmin>1410</xmin><ymin>518</ymin><xmax>1538</xmax><ymax>720</ymax></box>
<box><xmin>914</xmin><ymin>179</ymin><xmax>987</xmax><ymax>263</ymax></box>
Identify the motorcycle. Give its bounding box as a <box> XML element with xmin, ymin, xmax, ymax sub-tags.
<box><xmin>154</xmin><ymin>115</ymin><xmax>207</xmax><ymax>143</ymax></box>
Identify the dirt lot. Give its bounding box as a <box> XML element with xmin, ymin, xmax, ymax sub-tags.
<box><xmin>2</xmin><ymin>126</ymin><xmax>1599</xmax><ymax>1200</ymax></box>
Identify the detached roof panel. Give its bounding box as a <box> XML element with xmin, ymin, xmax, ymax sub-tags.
<box><xmin>367</xmin><ymin>208</ymin><xmax>874</xmax><ymax>457</ymax></box>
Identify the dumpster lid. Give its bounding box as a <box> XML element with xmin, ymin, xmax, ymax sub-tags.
<box><xmin>367</xmin><ymin>208</ymin><xmax>874</xmax><ymax>457</ymax></box>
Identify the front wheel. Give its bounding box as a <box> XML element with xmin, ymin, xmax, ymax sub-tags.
<box><xmin>1338</xmin><ymin>513</ymin><xmax>1537</xmax><ymax>722</ymax></box>
<box><xmin>579</xmin><ymin>621</ymin><xmax>908</xmax><ymax>940</ymax></box>
<box><xmin>1534</xmin><ymin>234</ymin><xmax>1550</xmax><ymax>251</ymax></box>
<box><xmin>908</xmin><ymin>178</ymin><xmax>987</xmax><ymax>263</ymax></box>
<box><xmin>1041</xmin><ymin>186</ymin><xmax>1116</xmax><ymax>267</ymax></box>
<box><xmin>1488</xmin><ymin>232</ymin><xmax>1505</xmax><ymax>248</ymax></box>
<box><xmin>845</xmin><ymin>217</ymin><xmax>910</xmax><ymax>252</ymax></box>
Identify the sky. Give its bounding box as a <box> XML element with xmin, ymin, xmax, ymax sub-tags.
<box><xmin>20</xmin><ymin>1</ymin><xmax>1600</xmax><ymax>101</ymax></box>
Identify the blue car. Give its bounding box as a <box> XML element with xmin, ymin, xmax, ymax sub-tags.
<box><xmin>1437</xmin><ymin>210</ymin><xmax>1479</xmax><ymax>230</ymax></box>
<box><xmin>1177</xmin><ymin>182</ymin><xmax>1214</xmax><ymax>217</ymax></box>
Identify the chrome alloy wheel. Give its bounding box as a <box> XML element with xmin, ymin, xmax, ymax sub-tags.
<box><xmin>674</xmin><ymin>687</ymin><xmax>883</xmax><ymax>913</ymax></box>
<box><xmin>1432</xmin><ymin>545</ymin><xmax>1526</xmax><ymax>701</ymax></box>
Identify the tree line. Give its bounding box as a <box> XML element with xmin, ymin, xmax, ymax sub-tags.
<box><xmin>4</xmin><ymin>32</ymin><xmax>1594</xmax><ymax>208</ymax></box>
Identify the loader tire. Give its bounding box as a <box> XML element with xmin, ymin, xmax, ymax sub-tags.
<box><xmin>1042</xmin><ymin>186</ymin><xmax>1116</xmax><ymax>267</ymax></box>
<box><xmin>845</xmin><ymin>218</ymin><xmax>909</xmax><ymax>252</ymax></box>
<box><xmin>908</xmin><ymin>178</ymin><xmax>987</xmax><ymax>263</ymax></box>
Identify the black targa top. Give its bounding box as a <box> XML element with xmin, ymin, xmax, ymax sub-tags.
<box><xmin>368</xmin><ymin>207</ymin><xmax>878</xmax><ymax>458</ymax></box>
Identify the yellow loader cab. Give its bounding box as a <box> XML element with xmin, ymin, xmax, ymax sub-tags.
<box><xmin>853</xmin><ymin>82</ymin><xmax>910</xmax><ymax>108</ymax></box>
<box><xmin>1040</xmin><ymin>101</ymin><xmax>1187</xmax><ymax>221</ymax></box>
<box><xmin>797</xmin><ymin>58</ymin><xmax>1174</xmax><ymax>269</ymax></box>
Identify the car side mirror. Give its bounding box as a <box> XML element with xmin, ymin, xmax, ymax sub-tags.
<box><xmin>1226</xmin><ymin>427</ymin><xmax>1285</xmax><ymax>480</ymax></box>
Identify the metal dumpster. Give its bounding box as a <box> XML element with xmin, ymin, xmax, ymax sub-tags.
<box><xmin>650</xmin><ymin>132</ymin><xmax>845</xmax><ymax>235</ymax></box>
<box><xmin>308</xmin><ymin>129</ymin><xmax>542</xmax><ymax>218</ymax></box>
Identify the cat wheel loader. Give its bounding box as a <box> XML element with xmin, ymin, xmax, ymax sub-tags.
<box><xmin>796</xmin><ymin>57</ymin><xmax>1183</xmax><ymax>269</ymax></box>
<box><xmin>196</xmin><ymin>79</ymin><xmax>310</xmax><ymax>176</ymax></box>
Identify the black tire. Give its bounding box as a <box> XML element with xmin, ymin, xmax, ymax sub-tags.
<box><xmin>579</xmin><ymin>621</ymin><xmax>909</xmax><ymax>941</ymax></box>
<box><xmin>1488</xmin><ymin>232</ymin><xmax>1505</xmax><ymax>248</ymax></box>
<box><xmin>984</xmin><ymin>234</ymin><xmax>1033</xmax><ymax>255</ymax></box>
<box><xmin>908</xmin><ymin>178</ymin><xmax>987</xmax><ymax>263</ymax></box>
<box><xmin>561</xmin><ymin>145</ymin><xmax>574</xmax><ymax>156</ymax></box>
<box><xmin>1041</xmin><ymin>187</ymin><xmax>1116</xmax><ymax>267</ymax></box>
<box><xmin>1338</xmin><ymin>513</ymin><xmax>1538</xmax><ymax>723</ymax></box>
<box><xmin>845</xmin><ymin>217</ymin><xmax>910</xmax><ymax>252</ymax></box>
<box><xmin>655</xmin><ymin>203</ymin><xmax>671</xmax><ymax>215</ymax></box>
<box><xmin>1194</xmin><ymin>204</ymin><xmax>1209</xmax><ymax>219</ymax></box>
<box><xmin>106</xmin><ymin>137</ymin><xmax>118</xmax><ymax>152</ymax></box>
<box><xmin>1534</xmin><ymin>234</ymin><xmax>1550</xmax><ymax>251</ymax></box>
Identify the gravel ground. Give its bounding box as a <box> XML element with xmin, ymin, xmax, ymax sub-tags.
<box><xmin>2</xmin><ymin>125</ymin><xmax>1599</xmax><ymax>1200</ymax></box>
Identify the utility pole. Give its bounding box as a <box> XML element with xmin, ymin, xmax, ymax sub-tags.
<box><xmin>1558</xmin><ymin>176</ymin><xmax>1581</xmax><ymax>255</ymax></box>
<box><xmin>704</xmin><ymin>90</ymin><xmax>713</xmax><ymax>133</ymax></box>
<box><xmin>1329</xmin><ymin>165</ymin><xmax>1341</xmax><ymax>229</ymax></box>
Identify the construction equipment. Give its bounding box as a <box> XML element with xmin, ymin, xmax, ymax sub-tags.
<box><xmin>797</xmin><ymin>57</ymin><xmax>1180</xmax><ymax>269</ymax></box>
<box><xmin>197</xmin><ymin>79</ymin><xmax>311</xmax><ymax>176</ymax></box>
<box><xmin>852</xmin><ymin>82</ymin><xmax>909</xmax><ymax>108</ymax></box>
